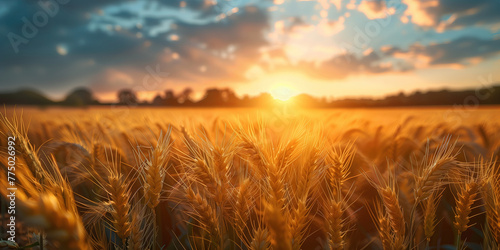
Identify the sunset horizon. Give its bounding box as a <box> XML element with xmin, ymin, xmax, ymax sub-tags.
<box><xmin>2</xmin><ymin>0</ymin><xmax>499</xmax><ymax>102</ymax></box>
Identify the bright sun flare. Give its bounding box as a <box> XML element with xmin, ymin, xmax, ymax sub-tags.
<box><xmin>270</xmin><ymin>85</ymin><xmax>296</xmax><ymax>101</ymax></box>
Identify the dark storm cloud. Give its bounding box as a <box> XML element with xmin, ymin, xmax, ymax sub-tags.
<box><xmin>0</xmin><ymin>0</ymin><xmax>122</xmax><ymax>90</ymax></box>
<box><xmin>0</xmin><ymin>0</ymin><xmax>270</xmax><ymax>93</ymax></box>
<box><xmin>403</xmin><ymin>0</ymin><xmax>500</xmax><ymax>29</ymax></box>
<box><xmin>156</xmin><ymin>0</ymin><xmax>208</xmax><ymax>10</ymax></box>
<box><xmin>143</xmin><ymin>17</ymin><xmax>164</xmax><ymax>27</ymax></box>
<box><xmin>112</xmin><ymin>10</ymin><xmax>138</xmax><ymax>19</ymax></box>
<box><xmin>174</xmin><ymin>6</ymin><xmax>267</xmax><ymax>50</ymax></box>
<box><xmin>153</xmin><ymin>6</ymin><xmax>270</xmax><ymax>81</ymax></box>
<box><xmin>384</xmin><ymin>36</ymin><xmax>500</xmax><ymax>67</ymax></box>
<box><xmin>444</xmin><ymin>4</ymin><xmax>500</xmax><ymax>30</ymax></box>
<box><xmin>154</xmin><ymin>0</ymin><xmax>236</xmax><ymax>19</ymax></box>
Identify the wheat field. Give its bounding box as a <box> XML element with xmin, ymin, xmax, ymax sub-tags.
<box><xmin>1</xmin><ymin>107</ymin><xmax>500</xmax><ymax>250</ymax></box>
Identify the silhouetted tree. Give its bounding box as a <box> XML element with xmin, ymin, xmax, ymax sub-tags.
<box><xmin>198</xmin><ymin>88</ymin><xmax>225</xmax><ymax>106</ymax></box>
<box><xmin>221</xmin><ymin>88</ymin><xmax>239</xmax><ymax>105</ymax></box>
<box><xmin>152</xmin><ymin>94</ymin><xmax>163</xmax><ymax>106</ymax></box>
<box><xmin>165</xmin><ymin>90</ymin><xmax>175</xmax><ymax>100</ymax></box>
<box><xmin>164</xmin><ymin>90</ymin><xmax>178</xmax><ymax>106</ymax></box>
<box><xmin>118</xmin><ymin>89</ymin><xmax>137</xmax><ymax>105</ymax></box>
<box><xmin>180</xmin><ymin>88</ymin><xmax>193</xmax><ymax>102</ymax></box>
<box><xmin>63</xmin><ymin>88</ymin><xmax>94</xmax><ymax>106</ymax></box>
<box><xmin>174</xmin><ymin>88</ymin><xmax>193</xmax><ymax>106</ymax></box>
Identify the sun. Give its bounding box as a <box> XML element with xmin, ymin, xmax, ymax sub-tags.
<box><xmin>270</xmin><ymin>85</ymin><xmax>297</xmax><ymax>101</ymax></box>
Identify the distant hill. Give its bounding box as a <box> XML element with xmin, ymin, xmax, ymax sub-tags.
<box><xmin>327</xmin><ymin>85</ymin><xmax>500</xmax><ymax>108</ymax></box>
<box><xmin>0</xmin><ymin>89</ymin><xmax>55</xmax><ymax>106</ymax></box>
<box><xmin>1</xmin><ymin>85</ymin><xmax>499</xmax><ymax>108</ymax></box>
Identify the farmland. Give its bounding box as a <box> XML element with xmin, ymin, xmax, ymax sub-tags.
<box><xmin>1</xmin><ymin>106</ymin><xmax>499</xmax><ymax>249</ymax></box>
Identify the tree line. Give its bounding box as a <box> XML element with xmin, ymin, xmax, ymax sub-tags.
<box><xmin>1</xmin><ymin>85</ymin><xmax>499</xmax><ymax>108</ymax></box>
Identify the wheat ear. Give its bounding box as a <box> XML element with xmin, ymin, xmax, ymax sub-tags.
<box><xmin>424</xmin><ymin>189</ymin><xmax>443</xmax><ymax>243</ymax></box>
<box><xmin>143</xmin><ymin>129</ymin><xmax>172</xmax><ymax>209</ymax></box>
<box><xmin>233</xmin><ymin>179</ymin><xmax>252</xmax><ymax>237</ymax></box>
<box><xmin>414</xmin><ymin>137</ymin><xmax>457</xmax><ymax>203</ymax></box>
<box><xmin>290</xmin><ymin>197</ymin><xmax>309</xmax><ymax>250</ymax></box>
<box><xmin>0</xmin><ymin>168</ymin><xmax>90</xmax><ymax>249</ymax></box>
<box><xmin>107</xmin><ymin>174</ymin><xmax>132</xmax><ymax>240</ymax></box>
<box><xmin>185</xmin><ymin>187</ymin><xmax>221</xmax><ymax>246</ymax></box>
<box><xmin>380</xmin><ymin>187</ymin><xmax>405</xmax><ymax>236</ymax></box>
<box><xmin>264</xmin><ymin>200</ymin><xmax>292</xmax><ymax>250</ymax></box>
<box><xmin>326</xmin><ymin>199</ymin><xmax>345</xmax><ymax>250</ymax></box>
<box><xmin>480</xmin><ymin>159</ymin><xmax>500</xmax><ymax>244</ymax></box>
<box><xmin>127</xmin><ymin>209</ymin><xmax>144</xmax><ymax>250</ymax></box>
<box><xmin>250</xmin><ymin>227</ymin><xmax>270</xmax><ymax>250</ymax></box>
<box><xmin>369</xmin><ymin>203</ymin><xmax>392</xmax><ymax>250</ymax></box>
<box><xmin>454</xmin><ymin>182</ymin><xmax>480</xmax><ymax>234</ymax></box>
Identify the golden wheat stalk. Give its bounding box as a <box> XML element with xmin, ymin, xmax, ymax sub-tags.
<box><xmin>480</xmin><ymin>159</ymin><xmax>500</xmax><ymax>244</ymax></box>
<box><xmin>369</xmin><ymin>203</ymin><xmax>392</xmax><ymax>250</ymax></box>
<box><xmin>454</xmin><ymin>182</ymin><xmax>480</xmax><ymax>234</ymax></box>
<box><xmin>327</xmin><ymin>143</ymin><xmax>355</xmax><ymax>196</ymax></box>
<box><xmin>0</xmin><ymin>159</ymin><xmax>91</xmax><ymax>249</ymax></box>
<box><xmin>185</xmin><ymin>186</ymin><xmax>221</xmax><ymax>246</ymax></box>
<box><xmin>142</xmin><ymin>128</ymin><xmax>172</xmax><ymax>209</ymax></box>
<box><xmin>21</xmin><ymin>193</ymin><xmax>91</xmax><ymax>249</ymax></box>
<box><xmin>424</xmin><ymin>189</ymin><xmax>442</xmax><ymax>243</ymax></box>
<box><xmin>250</xmin><ymin>227</ymin><xmax>270</xmax><ymax>250</ymax></box>
<box><xmin>365</xmin><ymin>161</ymin><xmax>407</xmax><ymax>248</ymax></box>
<box><xmin>107</xmin><ymin>173</ymin><xmax>132</xmax><ymax>240</ymax></box>
<box><xmin>414</xmin><ymin>137</ymin><xmax>457</xmax><ymax>203</ymax></box>
<box><xmin>264</xmin><ymin>199</ymin><xmax>292</xmax><ymax>250</ymax></box>
<box><xmin>210</xmin><ymin>143</ymin><xmax>233</xmax><ymax>206</ymax></box>
<box><xmin>238</xmin><ymin>128</ymin><xmax>270</xmax><ymax>179</ymax></box>
<box><xmin>127</xmin><ymin>208</ymin><xmax>145</xmax><ymax>250</ymax></box>
<box><xmin>290</xmin><ymin>197</ymin><xmax>309</xmax><ymax>250</ymax></box>
<box><xmin>233</xmin><ymin>178</ymin><xmax>252</xmax><ymax>238</ymax></box>
<box><xmin>326</xmin><ymin>199</ymin><xmax>345</xmax><ymax>250</ymax></box>
<box><xmin>379</xmin><ymin>187</ymin><xmax>405</xmax><ymax>236</ymax></box>
<box><xmin>1</xmin><ymin>112</ymin><xmax>45</xmax><ymax>182</ymax></box>
<box><xmin>192</xmin><ymin>158</ymin><xmax>217</xmax><ymax>193</ymax></box>
<box><xmin>266</xmin><ymin>162</ymin><xmax>286</xmax><ymax>209</ymax></box>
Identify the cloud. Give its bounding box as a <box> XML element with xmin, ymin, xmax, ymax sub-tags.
<box><xmin>111</xmin><ymin>10</ymin><xmax>138</xmax><ymax>19</ymax></box>
<box><xmin>285</xmin><ymin>17</ymin><xmax>310</xmax><ymax>33</ymax></box>
<box><xmin>1</xmin><ymin>0</ymin><xmax>499</xmax><ymax>99</ymax></box>
<box><xmin>172</xmin><ymin>6</ymin><xmax>267</xmax><ymax>50</ymax></box>
<box><xmin>263</xmin><ymin>49</ymin><xmax>398</xmax><ymax>80</ymax></box>
<box><xmin>155</xmin><ymin>6</ymin><xmax>270</xmax><ymax>82</ymax></box>
<box><xmin>265</xmin><ymin>36</ymin><xmax>500</xmax><ymax>80</ymax></box>
<box><xmin>384</xmin><ymin>36</ymin><xmax>500</xmax><ymax>68</ymax></box>
<box><xmin>143</xmin><ymin>17</ymin><xmax>163</xmax><ymax>27</ymax></box>
<box><xmin>90</xmin><ymin>68</ymin><xmax>135</xmax><ymax>93</ymax></box>
<box><xmin>304</xmin><ymin>50</ymin><xmax>394</xmax><ymax>78</ymax></box>
<box><xmin>357</xmin><ymin>0</ymin><xmax>395</xmax><ymax>20</ymax></box>
<box><xmin>0</xmin><ymin>0</ymin><xmax>270</xmax><ymax>94</ymax></box>
<box><xmin>154</xmin><ymin>0</ymin><xmax>256</xmax><ymax>18</ymax></box>
<box><xmin>401</xmin><ymin>0</ymin><xmax>500</xmax><ymax>29</ymax></box>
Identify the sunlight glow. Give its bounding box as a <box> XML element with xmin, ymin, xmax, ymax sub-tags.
<box><xmin>270</xmin><ymin>85</ymin><xmax>297</xmax><ymax>101</ymax></box>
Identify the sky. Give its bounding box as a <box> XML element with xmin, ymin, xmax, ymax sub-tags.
<box><xmin>1</xmin><ymin>0</ymin><xmax>499</xmax><ymax>102</ymax></box>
